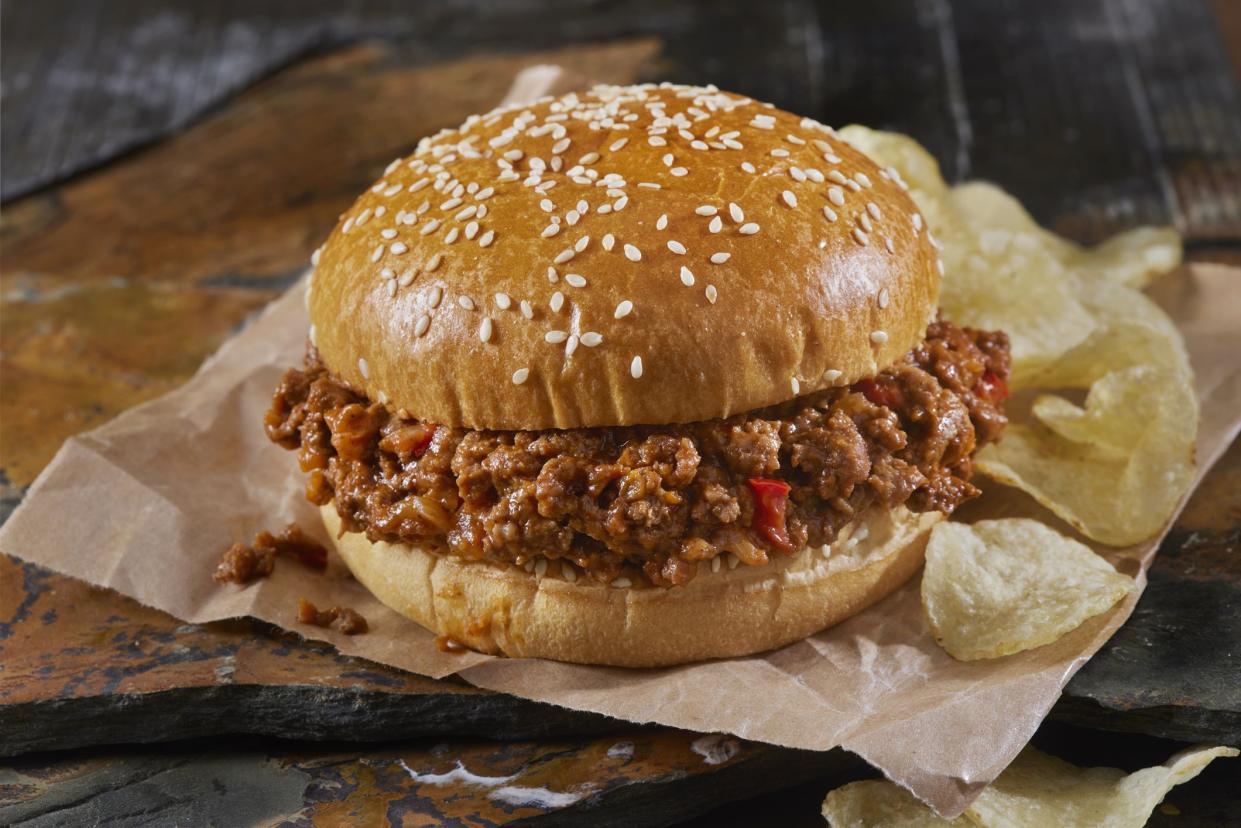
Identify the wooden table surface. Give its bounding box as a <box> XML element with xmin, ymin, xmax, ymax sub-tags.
<box><xmin>2</xmin><ymin>2</ymin><xmax>1239</xmax><ymax>825</ymax></box>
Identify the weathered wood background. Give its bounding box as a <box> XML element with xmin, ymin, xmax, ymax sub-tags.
<box><xmin>1</xmin><ymin>1</ymin><xmax>1239</xmax><ymax>825</ymax></box>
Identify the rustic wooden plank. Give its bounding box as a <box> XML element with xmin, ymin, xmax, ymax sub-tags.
<box><xmin>5</xmin><ymin>1</ymin><xmax>1239</xmax><ymax>245</ymax></box>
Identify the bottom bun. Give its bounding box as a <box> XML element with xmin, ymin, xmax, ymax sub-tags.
<box><xmin>321</xmin><ymin>504</ymin><xmax>940</xmax><ymax>667</ymax></box>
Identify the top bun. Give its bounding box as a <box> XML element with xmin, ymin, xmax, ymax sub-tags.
<box><xmin>308</xmin><ymin>84</ymin><xmax>941</xmax><ymax>429</ymax></box>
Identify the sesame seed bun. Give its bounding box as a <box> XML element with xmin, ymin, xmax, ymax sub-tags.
<box><xmin>307</xmin><ymin>83</ymin><xmax>940</xmax><ymax>429</ymax></box>
<box><xmin>321</xmin><ymin>503</ymin><xmax>940</xmax><ymax>667</ymax></box>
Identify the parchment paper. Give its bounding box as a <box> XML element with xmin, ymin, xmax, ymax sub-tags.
<box><xmin>2</xmin><ymin>71</ymin><xmax>1239</xmax><ymax>818</ymax></box>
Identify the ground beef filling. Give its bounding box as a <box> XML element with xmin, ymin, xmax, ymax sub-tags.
<box><xmin>265</xmin><ymin>320</ymin><xmax>1010</xmax><ymax>588</ymax></box>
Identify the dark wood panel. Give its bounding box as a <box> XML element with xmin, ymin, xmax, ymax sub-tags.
<box><xmin>4</xmin><ymin>0</ymin><xmax>1239</xmax><ymax>245</ymax></box>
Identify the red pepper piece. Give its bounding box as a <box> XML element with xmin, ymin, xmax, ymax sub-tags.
<box><xmin>856</xmin><ymin>377</ymin><xmax>902</xmax><ymax>409</ymax></box>
<box><xmin>976</xmin><ymin>371</ymin><xmax>1009</xmax><ymax>402</ymax></box>
<box><xmin>410</xmin><ymin>424</ymin><xmax>438</xmax><ymax>458</ymax></box>
<box><xmin>747</xmin><ymin>477</ymin><xmax>792</xmax><ymax>551</ymax></box>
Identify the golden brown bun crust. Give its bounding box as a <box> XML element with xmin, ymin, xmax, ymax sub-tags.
<box><xmin>322</xmin><ymin>504</ymin><xmax>940</xmax><ymax>667</ymax></box>
<box><xmin>308</xmin><ymin>84</ymin><xmax>941</xmax><ymax>429</ymax></box>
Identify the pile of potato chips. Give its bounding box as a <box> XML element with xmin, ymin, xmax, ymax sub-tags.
<box><xmin>822</xmin><ymin>745</ymin><xmax>1238</xmax><ymax>827</ymax></box>
<box><xmin>837</xmin><ymin>126</ymin><xmax>1198</xmax><ymax>664</ymax></box>
<box><xmin>815</xmin><ymin>127</ymin><xmax>1210</xmax><ymax>825</ymax></box>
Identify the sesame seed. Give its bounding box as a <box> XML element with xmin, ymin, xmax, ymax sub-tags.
<box><xmin>781</xmin><ymin>190</ymin><xmax>798</xmax><ymax>208</ymax></box>
<box><xmin>771</xmin><ymin>148</ymin><xmax>790</xmax><ymax>157</ymax></box>
<box><xmin>358</xmin><ymin>358</ymin><xmax>369</xmax><ymax>379</ymax></box>
<box><xmin>638</xmin><ymin>181</ymin><xmax>662</xmax><ymax>189</ymax></box>
<box><xmin>867</xmin><ymin>202</ymin><xmax>882</xmax><ymax>220</ymax></box>
<box><xmin>554</xmin><ymin>248</ymin><xmax>575</xmax><ymax>264</ymax></box>
<box><xmin>859</xmin><ymin>213</ymin><xmax>874</xmax><ymax>232</ymax></box>
<box><xmin>475</xmin><ymin>186</ymin><xmax>494</xmax><ymax>200</ymax></box>
<box><xmin>380</xmin><ymin>267</ymin><xmax>395</xmax><ymax>280</ymax></box>
<box><xmin>611</xmin><ymin>577</ymin><xmax>632</xmax><ymax>588</ymax></box>
<box><xmin>581</xmin><ymin>332</ymin><xmax>603</xmax><ymax>347</ymax></box>
<box><xmin>656</xmin><ymin>214</ymin><xmax>668</xmax><ymax>230</ymax></box>
<box><xmin>520</xmin><ymin>300</ymin><xmax>533</xmax><ymax>319</ymax></box>
<box><xmin>465</xmin><ymin>221</ymin><xmax>479</xmax><ymax>240</ymax></box>
<box><xmin>912</xmin><ymin>213</ymin><xmax>923</xmax><ymax>231</ymax></box>
<box><xmin>429</xmin><ymin>284</ymin><xmax>444</xmax><ymax>307</ymax></box>
<box><xmin>458</xmin><ymin>296</ymin><xmax>475</xmax><ymax>310</ymax></box>
<box><xmin>381</xmin><ymin>228</ymin><xmax>397</xmax><ymax>239</ymax></box>
<box><xmin>494</xmin><ymin>292</ymin><xmax>512</xmax><ymax>310</ymax></box>
<box><xmin>545</xmin><ymin>330</ymin><xmax>568</xmax><ymax>344</ymax></box>
<box><xmin>741</xmin><ymin>161</ymin><xmax>756</xmax><ymax>173</ymax></box>
<box><xmin>670</xmin><ymin>167</ymin><xmax>688</xmax><ymax>176</ymax></box>
<box><xmin>479</xmin><ymin>318</ymin><xmax>493</xmax><ymax>343</ymax></box>
<box><xmin>547</xmin><ymin>266</ymin><xmax>559</xmax><ymax>283</ymax></box>
<box><xmin>728</xmin><ymin>202</ymin><xmax>744</xmax><ymax>223</ymax></box>
<box><xmin>564</xmin><ymin>334</ymin><xmax>579</xmax><ymax>357</ymax></box>
<box><xmin>398</xmin><ymin>271</ymin><xmax>415</xmax><ymax>287</ymax></box>
<box><xmin>806</xmin><ymin>168</ymin><xmax>825</xmax><ymax>183</ymax></box>
<box><xmin>418</xmin><ymin>221</ymin><xmax>438</xmax><ymax>237</ymax></box>
<box><xmin>937</xmin><ymin>259</ymin><xmax>945</xmax><ymax>275</ymax></box>
<box><xmin>695</xmin><ymin>205</ymin><xmax>718</xmax><ymax>216</ymax></box>
<box><xmin>667</xmin><ymin>240</ymin><xmax>687</xmax><ymax>254</ymax></box>
<box><xmin>823</xmin><ymin>369</ymin><xmax>842</xmax><ymax>383</ymax></box>
<box><xmin>679</xmin><ymin>266</ymin><xmax>695</xmax><ymax>286</ymax></box>
<box><xmin>884</xmin><ymin>236</ymin><xmax>895</xmax><ymax>254</ymax></box>
<box><xmin>791</xmin><ymin>376</ymin><xmax>801</xmax><ymax>394</ymax></box>
<box><xmin>371</xmin><ymin>244</ymin><xmax>385</xmax><ymax>263</ymax></box>
<box><xmin>602</xmin><ymin>233</ymin><xmax>615</xmax><ymax>251</ymax></box>
<box><xmin>550</xmin><ymin>291</ymin><xmax>565</xmax><ymax>312</ymax></box>
<box><xmin>478</xmin><ymin>229</ymin><xmax>495</xmax><ymax>247</ymax></box>
<box><xmin>823</xmin><ymin>206</ymin><xmax>838</xmax><ymax>222</ymax></box>
<box><xmin>609</xmin><ymin>138</ymin><xmax>629</xmax><ymax>151</ymax></box>
<box><xmin>426</xmin><ymin>251</ymin><xmax>444</xmax><ymax>272</ymax></box>
<box><xmin>512</xmin><ymin>367</ymin><xmax>529</xmax><ymax>385</ymax></box>
<box><xmin>691</xmin><ymin>140</ymin><xmax>708</xmax><ymax>150</ymax></box>
<box><xmin>414</xmin><ymin>314</ymin><xmax>431</xmax><ymax>337</ymax></box>
<box><xmin>648</xmin><ymin>136</ymin><xmax>667</xmax><ymax>147</ymax></box>
<box><xmin>386</xmin><ymin>280</ymin><xmax>396</xmax><ymax>297</ymax></box>
<box><xmin>852</xmin><ymin>228</ymin><xmax>869</xmax><ymax>246</ymax></box>
<box><xmin>870</xmin><ymin>330</ymin><xmax>889</xmax><ymax>344</ymax></box>
<box><xmin>828</xmin><ymin>187</ymin><xmax>845</xmax><ymax>206</ymax></box>
<box><xmin>738</xmin><ymin>223</ymin><xmax>760</xmax><ymax>235</ymax></box>
<box><xmin>878</xmin><ymin>288</ymin><xmax>890</xmax><ymax>308</ymax></box>
<box><xmin>566</xmin><ymin>210</ymin><xmax>581</xmax><ymax>226</ymax></box>
<box><xmin>444</xmin><ymin>227</ymin><xmax>460</xmax><ymax>243</ymax></box>
<box><xmin>708</xmin><ymin>216</ymin><xmax>723</xmax><ymax>233</ymax></box>
<box><xmin>614</xmin><ymin>299</ymin><xmax>633</xmax><ymax>319</ymax></box>
<box><xmin>705</xmin><ymin>284</ymin><xmax>718</xmax><ymax>303</ymax></box>
<box><xmin>855</xmin><ymin>172</ymin><xmax>873</xmax><ymax>188</ymax></box>
<box><xmin>579</xmin><ymin>151</ymin><xmax>600</xmax><ymax>165</ymax></box>
<box><xmin>551</xmin><ymin>138</ymin><xmax>571</xmax><ymax>154</ymax></box>
<box><xmin>624</xmin><ymin>244</ymin><xmax>642</xmax><ymax>262</ymax></box>
<box><xmin>662</xmin><ymin>153</ymin><xmax>674</xmax><ymax>167</ymax></box>
<box><xmin>565</xmin><ymin>273</ymin><xmax>587</xmax><ymax>288</ymax></box>
<box><xmin>614</xmin><ymin>196</ymin><xmax>629</xmax><ymax>210</ymax></box>
<box><xmin>630</xmin><ymin>355</ymin><xmax>644</xmax><ymax>379</ymax></box>
<box><xmin>710</xmin><ymin>252</ymin><xmax>731</xmax><ymax>263</ymax></box>
<box><xmin>828</xmin><ymin>170</ymin><xmax>849</xmax><ymax>184</ymax></box>
<box><xmin>789</xmin><ymin>166</ymin><xmax>807</xmax><ymax>182</ymax></box>
<box><xmin>441</xmin><ymin>197</ymin><xmax>462</xmax><ymax>210</ymax></box>
<box><xmin>542</xmin><ymin>224</ymin><xmax>560</xmax><ymax>238</ymax></box>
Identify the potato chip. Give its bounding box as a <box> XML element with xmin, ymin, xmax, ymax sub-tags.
<box><xmin>1068</xmin><ymin>226</ymin><xmax>1182</xmax><ymax>289</ymax></box>
<box><xmin>921</xmin><ymin>519</ymin><xmax>1132</xmax><ymax>660</ymax></box>
<box><xmin>821</xmin><ymin>779</ymin><xmax>970</xmax><ymax>827</ymax></box>
<box><xmin>966</xmin><ymin>745</ymin><xmax>1238</xmax><ymax>827</ymax></box>
<box><xmin>820</xmin><ymin>746</ymin><xmax>1238</xmax><ymax>827</ymax></box>
<box><xmin>976</xmin><ymin>322</ymin><xmax>1196</xmax><ymax>547</ymax></box>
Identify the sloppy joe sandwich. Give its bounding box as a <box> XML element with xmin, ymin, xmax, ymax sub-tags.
<box><xmin>265</xmin><ymin>83</ymin><xmax>1011</xmax><ymax>666</ymax></box>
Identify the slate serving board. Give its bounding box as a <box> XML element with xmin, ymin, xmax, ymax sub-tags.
<box><xmin>1</xmin><ymin>5</ymin><xmax>1239</xmax><ymax>824</ymax></box>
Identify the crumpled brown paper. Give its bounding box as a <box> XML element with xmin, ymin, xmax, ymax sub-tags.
<box><xmin>2</xmin><ymin>70</ymin><xmax>1239</xmax><ymax>818</ymax></box>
